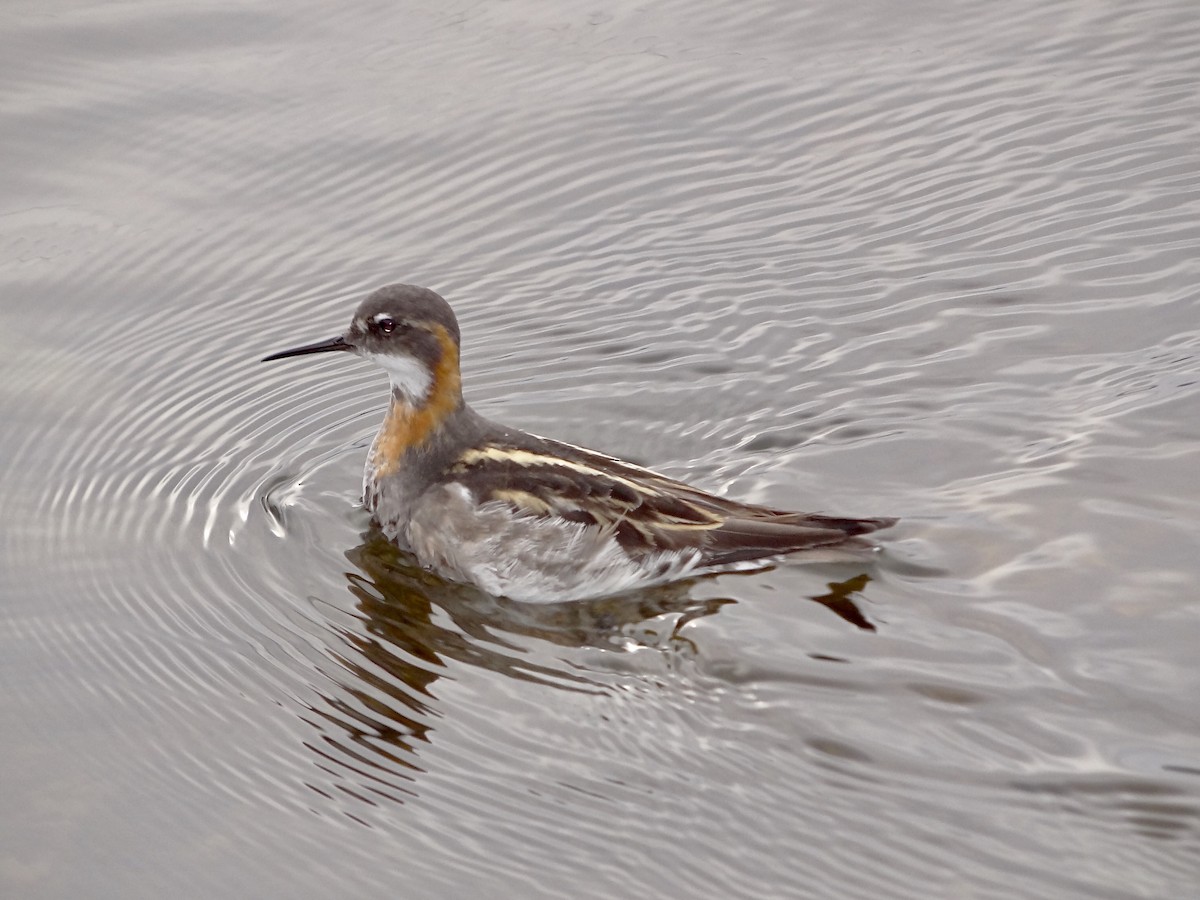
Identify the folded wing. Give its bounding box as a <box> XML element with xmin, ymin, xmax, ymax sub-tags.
<box><xmin>449</xmin><ymin>438</ymin><xmax>895</xmax><ymax>570</ymax></box>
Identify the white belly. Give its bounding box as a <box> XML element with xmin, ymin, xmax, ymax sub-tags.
<box><xmin>405</xmin><ymin>484</ymin><xmax>702</xmax><ymax>603</ymax></box>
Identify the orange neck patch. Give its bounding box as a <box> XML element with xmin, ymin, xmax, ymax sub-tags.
<box><xmin>371</xmin><ymin>324</ymin><xmax>462</xmax><ymax>477</ymax></box>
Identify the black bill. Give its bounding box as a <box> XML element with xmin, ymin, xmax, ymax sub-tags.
<box><xmin>261</xmin><ymin>335</ymin><xmax>353</xmax><ymax>362</ymax></box>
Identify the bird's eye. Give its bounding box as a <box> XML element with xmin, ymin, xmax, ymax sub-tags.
<box><xmin>375</xmin><ymin>316</ymin><xmax>396</xmax><ymax>334</ymax></box>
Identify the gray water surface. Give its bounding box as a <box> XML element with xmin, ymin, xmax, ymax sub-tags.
<box><xmin>3</xmin><ymin>1</ymin><xmax>1199</xmax><ymax>897</ymax></box>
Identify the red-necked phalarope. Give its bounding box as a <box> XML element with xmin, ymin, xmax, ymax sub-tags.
<box><xmin>263</xmin><ymin>284</ymin><xmax>895</xmax><ymax>602</ymax></box>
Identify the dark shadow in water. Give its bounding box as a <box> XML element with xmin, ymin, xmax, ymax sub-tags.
<box><xmin>808</xmin><ymin>573</ymin><xmax>876</xmax><ymax>632</ymax></box>
<box><xmin>304</xmin><ymin>528</ymin><xmax>879</xmax><ymax>804</ymax></box>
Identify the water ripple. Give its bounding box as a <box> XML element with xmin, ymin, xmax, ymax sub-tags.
<box><xmin>4</xmin><ymin>0</ymin><xmax>1200</xmax><ymax>896</ymax></box>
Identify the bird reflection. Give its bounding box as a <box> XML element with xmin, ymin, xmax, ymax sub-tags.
<box><xmin>305</xmin><ymin>527</ymin><xmax>878</xmax><ymax>804</ymax></box>
<box><xmin>806</xmin><ymin>573</ymin><xmax>876</xmax><ymax>632</ymax></box>
<box><xmin>340</xmin><ymin>528</ymin><xmax>733</xmax><ymax>675</ymax></box>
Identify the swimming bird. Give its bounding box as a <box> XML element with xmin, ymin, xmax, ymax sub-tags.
<box><xmin>263</xmin><ymin>284</ymin><xmax>895</xmax><ymax>602</ymax></box>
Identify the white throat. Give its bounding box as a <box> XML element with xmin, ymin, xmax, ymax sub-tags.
<box><xmin>372</xmin><ymin>352</ymin><xmax>433</xmax><ymax>405</ymax></box>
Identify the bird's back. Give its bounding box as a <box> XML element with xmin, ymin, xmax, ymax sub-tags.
<box><xmin>401</xmin><ymin>421</ymin><xmax>894</xmax><ymax>600</ymax></box>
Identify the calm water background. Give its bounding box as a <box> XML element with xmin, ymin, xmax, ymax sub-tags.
<box><xmin>3</xmin><ymin>1</ymin><xmax>1199</xmax><ymax>897</ymax></box>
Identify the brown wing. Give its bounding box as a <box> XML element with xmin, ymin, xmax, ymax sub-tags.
<box><xmin>698</xmin><ymin>512</ymin><xmax>897</xmax><ymax>567</ymax></box>
<box><xmin>447</xmin><ymin>439</ymin><xmax>895</xmax><ymax>567</ymax></box>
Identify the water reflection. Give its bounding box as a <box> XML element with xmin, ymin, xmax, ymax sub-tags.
<box><xmin>807</xmin><ymin>572</ymin><xmax>876</xmax><ymax>632</ymax></box>
<box><xmin>344</xmin><ymin>529</ymin><xmax>880</xmax><ymax>657</ymax></box>
<box><xmin>305</xmin><ymin>529</ymin><xmax>880</xmax><ymax>801</ymax></box>
<box><xmin>340</xmin><ymin>528</ymin><xmax>730</xmax><ymax>679</ymax></box>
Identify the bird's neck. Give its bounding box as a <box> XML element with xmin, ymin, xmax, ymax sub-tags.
<box><xmin>368</xmin><ymin>351</ymin><xmax>463</xmax><ymax>480</ymax></box>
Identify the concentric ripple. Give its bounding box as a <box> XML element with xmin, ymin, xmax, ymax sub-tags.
<box><xmin>3</xmin><ymin>0</ymin><xmax>1200</xmax><ymax>897</ymax></box>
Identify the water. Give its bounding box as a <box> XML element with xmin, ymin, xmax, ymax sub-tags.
<box><xmin>3</xmin><ymin>0</ymin><xmax>1199</xmax><ymax>897</ymax></box>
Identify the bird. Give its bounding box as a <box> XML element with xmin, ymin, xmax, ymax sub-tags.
<box><xmin>263</xmin><ymin>284</ymin><xmax>895</xmax><ymax>603</ymax></box>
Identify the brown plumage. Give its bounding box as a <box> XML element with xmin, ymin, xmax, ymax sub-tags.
<box><xmin>448</xmin><ymin>437</ymin><xmax>896</xmax><ymax>571</ymax></box>
<box><xmin>264</xmin><ymin>284</ymin><xmax>896</xmax><ymax>602</ymax></box>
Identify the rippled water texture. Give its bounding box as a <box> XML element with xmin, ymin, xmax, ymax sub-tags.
<box><xmin>3</xmin><ymin>0</ymin><xmax>1200</xmax><ymax>897</ymax></box>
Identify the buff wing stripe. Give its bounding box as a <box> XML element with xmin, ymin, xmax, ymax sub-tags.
<box><xmin>450</xmin><ymin>441</ymin><xmax>894</xmax><ymax>565</ymax></box>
